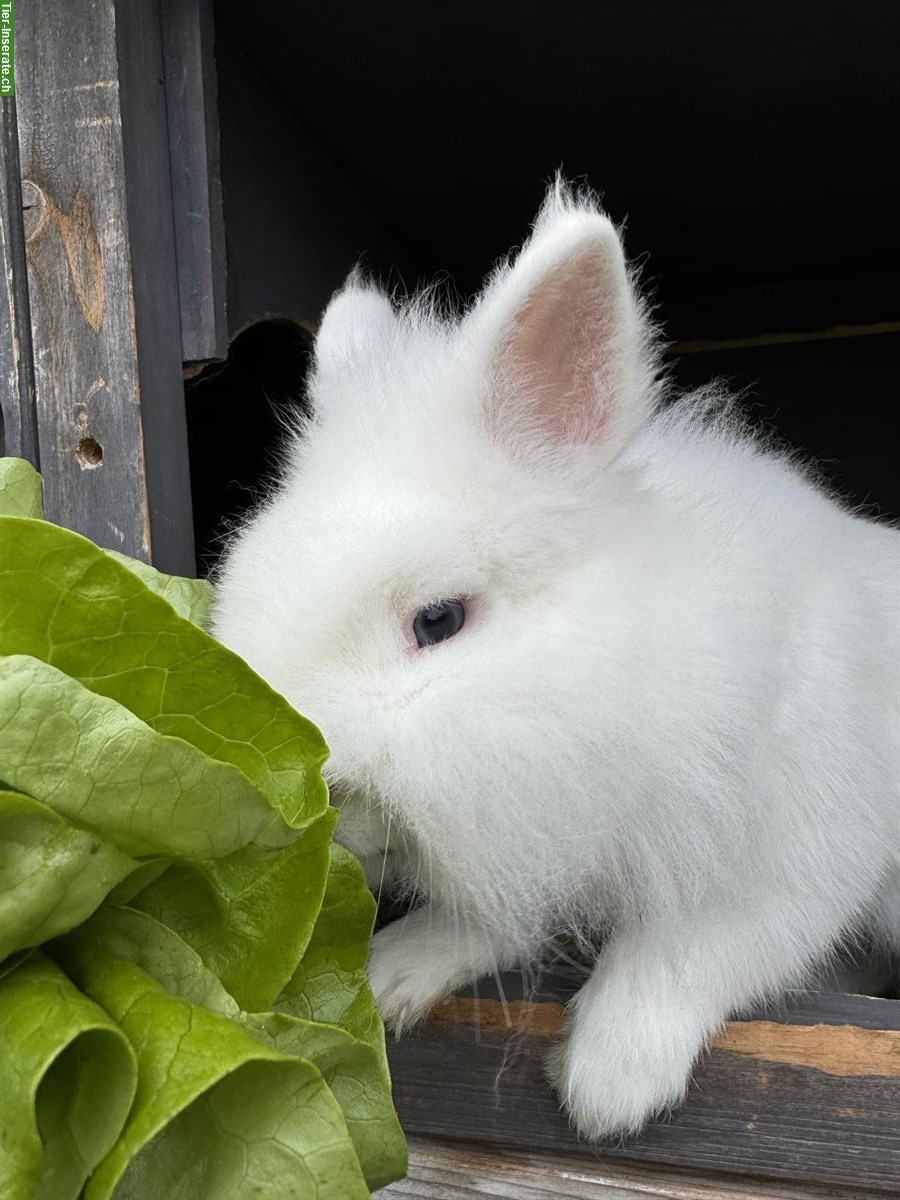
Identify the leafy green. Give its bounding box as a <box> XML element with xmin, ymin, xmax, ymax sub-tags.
<box><xmin>0</xmin><ymin>514</ymin><xmax>329</xmax><ymax>829</ymax></box>
<box><xmin>268</xmin><ymin>847</ymin><xmax>407</xmax><ymax>1190</ymax></box>
<box><xmin>0</xmin><ymin>952</ymin><xmax>136</xmax><ymax>1200</ymax></box>
<box><xmin>62</xmin><ymin>906</ymin><xmax>405</xmax><ymax>1194</ymax></box>
<box><xmin>0</xmin><ymin>789</ymin><xmax>136</xmax><ymax>961</ymax></box>
<box><xmin>276</xmin><ymin>844</ymin><xmax>386</xmax><ymax>1061</ymax></box>
<box><xmin>133</xmin><ymin>810</ymin><xmax>337</xmax><ymax>1012</ymax></box>
<box><xmin>59</xmin><ymin>906</ymin><xmax>239</xmax><ymax>1019</ymax></box>
<box><xmin>0</xmin><ymin>655</ymin><xmax>288</xmax><ymax>859</ymax></box>
<box><xmin>0</xmin><ymin>457</ymin><xmax>213</xmax><ymax>628</ymax></box>
<box><xmin>0</xmin><ymin>459</ymin><xmax>406</xmax><ymax>1197</ymax></box>
<box><xmin>56</xmin><ymin>921</ymin><xmax>370</xmax><ymax>1200</ymax></box>
<box><xmin>246</xmin><ymin>1011</ymin><xmax>405</xmax><ymax>1192</ymax></box>
<box><xmin>104</xmin><ymin>551</ymin><xmax>215</xmax><ymax>629</ymax></box>
<box><xmin>0</xmin><ymin>458</ymin><xmax>43</xmax><ymax>519</ymax></box>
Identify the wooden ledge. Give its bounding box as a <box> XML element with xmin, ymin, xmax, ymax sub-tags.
<box><xmin>386</xmin><ymin>983</ymin><xmax>900</xmax><ymax>1193</ymax></box>
<box><xmin>428</xmin><ymin>994</ymin><xmax>900</xmax><ymax>1079</ymax></box>
<box><xmin>375</xmin><ymin>1134</ymin><xmax>887</xmax><ymax>1199</ymax></box>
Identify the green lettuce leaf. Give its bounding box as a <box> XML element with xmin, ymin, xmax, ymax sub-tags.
<box><xmin>54</xmin><ymin>906</ymin><xmax>239</xmax><ymax>1019</ymax></box>
<box><xmin>246</xmin><ymin>1011</ymin><xmax>407</xmax><ymax>1192</ymax></box>
<box><xmin>0</xmin><ymin>458</ymin><xmax>43</xmax><ymax>519</ymax></box>
<box><xmin>132</xmin><ymin>810</ymin><xmax>337</xmax><ymax>1012</ymax></box>
<box><xmin>104</xmin><ymin>551</ymin><xmax>215</xmax><ymax>629</ymax></box>
<box><xmin>0</xmin><ymin>789</ymin><xmax>137</xmax><ymax>961</ymax></box>
<box><xmin>0</xmin><ymin>455</ymin><xmax>212</xmax><ymax>628</ymax></box>
<box><xmin>54</xmin><ymin>916</ymin><xmax>370</xmax><ymax>1200</ymax></box>
<box><xmin>276</xmin><ymin>844</ymin><xmax>385</xmax><ymax>1061</ymax></box>
<box><xmin>0</xmin><ymin>515</ymin><xmax>329</xmax><ymax>830</ymax></box>
<box><xmin>0</xmin><ymin>948</ymin><xmax>35</xmax><ymax>981</ymax></box>
<box><xmin>101</xmin><ymin>1056</ymin><xmax>368</xmax><ymax>1200</ymax></box>
<box><xmin>0</xmin><ymin>460</ymin><xmax>406</xmax><ymax>1195</ymax></box>
<box><xmin>0</xmin><ymin>655</ymin><xmax>287</xmax><ymax>859</ymax></box>
<box><xmin>271</xmin><ymin>845</ymin><xmax>407</xmax><ymax>1188</ymax></box>
<box><xmin>55</xmin><ymin>906</ymin><xmax>405</xmax><ymax>1193</ymax></box>
<box><xmin>0</xmin><ymin>952</ymin><xmax>136</xmax><ymax>1200</ymax></box>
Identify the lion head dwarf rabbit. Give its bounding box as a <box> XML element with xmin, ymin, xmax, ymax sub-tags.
<box><xmin>213</xmin><ymin>181</ymin><xmax>900</xmax><ymax>1138</ymax></box>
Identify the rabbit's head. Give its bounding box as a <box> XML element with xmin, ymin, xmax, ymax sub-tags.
<box><xmin>213</xmin><ymin>183</ymin><xmax>663</xmax><ymax>936</ymax></box>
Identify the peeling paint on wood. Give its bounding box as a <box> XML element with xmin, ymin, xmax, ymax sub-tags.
<box><xmin>715</xmin><ymin>1020</ymin><xmax>900</xmax><ymax>1079</ymax></box>
<box><xmin>431</xmin><ymin>996</ymin><xmax>900</xmax><ymax>1079</ymax></box>
<box><xmin>432</xmin><ymin>994</ymin><xmax>565</xmax><ymax>1038</ymax></box>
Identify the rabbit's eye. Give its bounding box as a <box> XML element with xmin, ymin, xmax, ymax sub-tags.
<box><xmin>412</xmin><ymin>599</ymin><xmax>466</xmax><ymax>648</ymax></box>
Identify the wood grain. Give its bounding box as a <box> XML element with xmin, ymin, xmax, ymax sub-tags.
<box><xmin>715</xmin><ymin>1020</ymin><xmax>900</xmax><ymax>1079</ymax></box>
<box><xmin>14</xmin><ymin>0</ymin><xmax>195</xmax><ymax>573</ymax></box>
<box><xmin>160</xmin><ymin>0</ymin><xmax>227</xmax><ymax>364</ymax></box>
<box><xmin>388</xmin><ymin>982</ymin><xmax>900</xmax><ymax>1192</ymax></box>
<box><xmin>375</xmin><ymin>1135</ymin><xmax>888</xmax><ymax>1200</ymax></box>
<box><xmin>429</xmin><ymin>996</ymin><xmax>900</xmax><ymax>1079</ymax></box>
<box><xmin>0</xmin><ymin>98</ymin><xmax>39</xmax><ymax>465</ymax></box>
<box><xmin>431</xmin><ymin>994</ymin><xmax>565</xmax><ymax>1037</ymax></box>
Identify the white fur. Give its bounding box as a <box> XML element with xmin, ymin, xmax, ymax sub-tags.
<box><xmin>213</xmin><ymin>181</ymin><xmax>900</xmax><ymax>1139</ymax></box>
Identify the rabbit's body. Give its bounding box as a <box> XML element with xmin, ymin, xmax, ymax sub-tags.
<box><xmin>213</xmin><ymin>184</ymin><xmax>900</xmax><ymax>1137</ymax></box>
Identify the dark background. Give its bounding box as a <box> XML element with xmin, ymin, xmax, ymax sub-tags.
<box><xmin>188</xmin><ymin>1</ymin><xmax>899</xmax><ymax>571</ymax></box>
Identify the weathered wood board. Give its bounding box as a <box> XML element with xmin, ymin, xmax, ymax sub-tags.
<box><xmin>13</xmin><ymin>0</ymin><xmax>195</xmax><ymax>572</ymax></box>
<box><xmin>0</xmin><ymin>98</ymin><xmax>38</xmax><ymax>465</ymax></box>
<box><xmin>387</xmin><ymin>981</ymin><xmax>900</xmax><ymax>1193</ymax></box>
<box><xmin>375</xmin><ymin>1134</ymin><xmax>888</xmax><ymax>1200</ymax></box>
<box><xmin>160</xmin><ymin>0</ymin><xmax>227</xmax><ymax>365</ymax></box>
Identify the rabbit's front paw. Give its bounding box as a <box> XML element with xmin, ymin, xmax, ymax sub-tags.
<box><xmin>546</xmin><ymin>1003</ymin><xmax>701</xmax><ymax>1139</ymax></box>
<box><xmin>368</xmin><ymin>915</ymin><xmax>461</xmax><ymax>1035</ymax></box>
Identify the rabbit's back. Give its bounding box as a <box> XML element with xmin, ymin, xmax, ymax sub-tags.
<box><xmin>624</xmin><ymin>399</ymin><xmax>900</xmax><ymax>876</ymax></box>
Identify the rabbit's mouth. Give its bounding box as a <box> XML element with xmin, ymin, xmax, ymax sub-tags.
<box><xmin>327</xmin><ymin>780</ymin><xmax>421</xmax><ymax>895</ymax></box>
<box><xmin>328</xmin><ymin>780</ymin><xmax>394</xmax><ymax>851</ymax></box>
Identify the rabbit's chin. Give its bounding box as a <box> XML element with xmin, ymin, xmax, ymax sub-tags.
<box><xmin>329</xmin><ymin>785</ymin><xmax>418</xmax><ymax>893</ymax></box>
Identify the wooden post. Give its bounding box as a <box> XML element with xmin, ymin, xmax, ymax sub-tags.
<box><xmin>0</xmin><ymin>97</ymin><xmax>39</xmax><ymax>466</ymax></box>
<box><xmin>160</xmin><ymin>0</ymin><xmax>227</xmax><ymax>366</ymax></box>
<box><xmin>14</xmin><ymin>0</ymin><xmax>196</xmax><ymax>573</ymax></box>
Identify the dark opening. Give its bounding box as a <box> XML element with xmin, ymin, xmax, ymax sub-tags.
<box><xmin>185</xmin><ymin>319</ymin><xmax>314</xmax><ymax>576</ymax></box>
<box><xmin>75</xmin><ymin>437</ymin><xmax>103</xmax><ymax>469</ymax></box>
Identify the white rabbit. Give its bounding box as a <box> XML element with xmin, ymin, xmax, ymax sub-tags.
<box><xmin>212</xmin><ymin>180</ymin><xmax>900</xmax><ymax>1138</ymax></box>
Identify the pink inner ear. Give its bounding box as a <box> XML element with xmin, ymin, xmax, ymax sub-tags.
<box><xmin>493</xmin><ymin>246</ymin><xmax>620</xmax><ymax>446</ymax></box>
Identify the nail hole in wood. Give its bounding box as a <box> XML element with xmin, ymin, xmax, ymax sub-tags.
<box><xmin>21</xmin><ymin>181</ymin><xmax>47</xmax><ymax>241</ymax></box>
<box><xmin>75</xmin><ymin>437</ymin><xmax>103</xmax><ymax>469</ymax></box>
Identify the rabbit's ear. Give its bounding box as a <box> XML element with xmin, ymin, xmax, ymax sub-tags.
<box><xmin>315</xmin><ymin>274</ymin><xmax>397</xmax><ymax>368</ymax></box>
<box><xmin>474</xmin><ymin>187</ymin><xmax>654</xmax><ymax>459</ymax></box>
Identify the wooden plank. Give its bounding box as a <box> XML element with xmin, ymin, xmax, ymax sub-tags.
<box><xmin>387</xmin><ymin>980</ymin><xmax>900</xmax><ymax>1193</ymax></box>
<box><xmin>456</xmin><ymin>965</ymin><xmax>900</xmax><ymax>1028</ymax></box>
<box><xmin>662</xmin><ymin>271</ymin><xmax>900</xmax><ymax>346</ymax></box>
<box><xmin>751</xmin><ymin>991</ymin><xmax>900</xmax><ymax>1031</ymax></box>
<box><xmin>0</xmin><ymin>97</ymin><xmax>39</xmax><ymax>465</ymax></box>
<box><xmin>670</xmin><ymin>320</ymin><xmax>900</xmax><ymax>355</ymax></box>
<box><xmin>160</xmin><ymin>0</ymin><xmax>227</xmax><ymax>364</ymax></box>
<box><xmin>15</xmin><ymin>0</ymin><xmax>195</xmax><ymax>573</ymax></box>
<box><xmin>374</xmin><ymin>1135</ymin><xmax>885</xmax><ymax>1200</ymax></box>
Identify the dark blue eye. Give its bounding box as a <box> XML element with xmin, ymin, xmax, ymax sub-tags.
<box><xmin>413</xmin><ymin>599</ymin><xmax>466</xmax><ymax>648</ymax></box>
